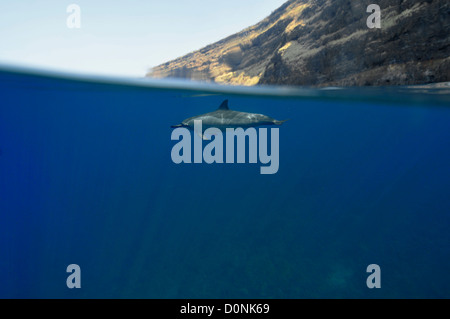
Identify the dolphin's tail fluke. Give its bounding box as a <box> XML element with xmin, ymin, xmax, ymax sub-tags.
<box><xmin>274</xmin><ymin>119</ymin><xmax>289</xmax><ymax>126</ymax></box>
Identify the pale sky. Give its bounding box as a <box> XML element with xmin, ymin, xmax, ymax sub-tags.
<box><xmin>0</xmin><ymin>0</ymin><xmax>287</xmax><ymax>77</ymax></box>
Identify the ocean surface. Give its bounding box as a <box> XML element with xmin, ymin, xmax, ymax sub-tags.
<box><xmin>0</xmin><ymin>65</ymin><xmax>449</xmax><ymax>299</ymax></box>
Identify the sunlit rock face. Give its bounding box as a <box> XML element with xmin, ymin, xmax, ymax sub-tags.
<box><xmin>147</xmin><ymin>0</ymin><xmax>450</xmax><ymax>87</ymax></box>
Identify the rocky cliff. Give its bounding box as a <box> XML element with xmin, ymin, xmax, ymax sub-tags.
<box><xmin>147</xmin><ymin>0</ymin><xmax>450</xmax><ymax>87</ymax></box>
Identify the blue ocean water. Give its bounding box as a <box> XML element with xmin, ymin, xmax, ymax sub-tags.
<box><xmin>0</xmin><ymin>66</ymin><xmax>449</xmax><ymax>299</ymax></box>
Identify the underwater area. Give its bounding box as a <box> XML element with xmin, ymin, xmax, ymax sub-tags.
<box><xmin>0</xmin><ymin>66</ymin><xmax>449</xmax><ymax>298</ymax></box>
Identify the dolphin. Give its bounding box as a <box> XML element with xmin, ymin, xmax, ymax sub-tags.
<box><xmin>171</xmin><ymin>100</ymin><xmax>288</xmax><ymax>132</ymax></box>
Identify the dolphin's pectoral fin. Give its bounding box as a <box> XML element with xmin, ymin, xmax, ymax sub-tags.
<box><xmin>203</xmin><ymin>131</ymin><xmax>219</xmax><ymax>140</ymax></box>
<box><xmin>200</xmin><ymin>133</ymin><xmax>212</xmax><ymax>140</ymax></box>
<box><xmin>202</xmin><ymin>130</ymin><xmax>221</xmax><ymax>140</ymax></box>
<box><xmin>194</xmin><ymin>129</ymin><xmax>208</xmax><ymax>140</ymax></box>
<box><xmin>196</xmin><ymin>132</ymin><xmax>218</xmax><ymax>140</ymax></box>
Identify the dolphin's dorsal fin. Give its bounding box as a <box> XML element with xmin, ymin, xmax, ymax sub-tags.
<box><xmin>218</xmin><ymin>99</ymin><xmax>229</xmax><ymax>110</ymax></box>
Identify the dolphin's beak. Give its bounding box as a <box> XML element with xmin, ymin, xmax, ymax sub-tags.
<box><xmin>274</xmin><ymin>119</ymin><xmax>289</xmax><ymax>125</ymax></box>
<box><xmin>171</xmin><ymin>124</ymin><xmax>184</xmax><ymax>128</ymax></box>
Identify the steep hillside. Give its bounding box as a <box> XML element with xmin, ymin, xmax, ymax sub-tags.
<box><xmin>147</xmin><ymin>0</ymin><xmax>450</xmax><ymax>86</ymax></box>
